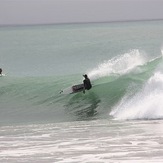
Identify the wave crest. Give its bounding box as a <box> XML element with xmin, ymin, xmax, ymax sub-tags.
<box><xmin>88</xmin><ymin>49</ymin><xmax>146</xmax><ymax>80</ymax></box>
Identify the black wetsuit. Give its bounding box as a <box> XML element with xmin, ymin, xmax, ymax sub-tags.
<box><xmin>83</xmin><ymin>78</ymin><xmax>92</xmax><ymax>90</ymax></box>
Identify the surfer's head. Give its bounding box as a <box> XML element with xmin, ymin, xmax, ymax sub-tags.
<box><xmin>83</xmin><ymin>74</ymin><xmax>88</xmax><ymax>78</ymax></box>
<box><xmin>0</xmin><ymin>68</ymin><xmax>2</xmax><ymax>74</ymax></box>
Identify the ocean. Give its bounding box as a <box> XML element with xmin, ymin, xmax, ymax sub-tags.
<box><xmin>0</xmin><ymin>20</ymin><xmax>163</xmax><ymax>162</ymax></box>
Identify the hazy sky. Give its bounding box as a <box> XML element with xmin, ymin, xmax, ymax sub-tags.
<box><xmin>0</xmin><ymin>0</ymin><xmax>163</xmax><ymax>25</ymax></box>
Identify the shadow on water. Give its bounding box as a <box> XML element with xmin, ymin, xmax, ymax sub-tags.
<box><xmin>65</xmin><ymin>91</ymin><xmax>101</xmax><ymax>121</ymax></box>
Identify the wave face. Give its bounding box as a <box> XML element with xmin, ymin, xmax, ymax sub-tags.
<box><xmin>0</xmin><ymin>50</ymin><xmax>162</xmax><ymax>125</ymax></box>
<box><xmin>1</xmin><ymin>21</ymin><xmax>163</xmax><ymax>125</ymax></box>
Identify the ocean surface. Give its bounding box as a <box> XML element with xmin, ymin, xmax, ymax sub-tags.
<box><xmin>0</xmin><ymin>20</ymin><xmax>163</xmax><ymax>162</ymax></box>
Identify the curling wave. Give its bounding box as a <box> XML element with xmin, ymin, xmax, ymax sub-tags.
<box><xmin>0</xmin><ymin>51</ymin><xmax>162</xmax><ymax>125</ymax></box>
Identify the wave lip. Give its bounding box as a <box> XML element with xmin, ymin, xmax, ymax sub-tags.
<box><xmin>88</xmin><ymin>49</ymin><xmax>146</xmax><ymax>80</ymax></box>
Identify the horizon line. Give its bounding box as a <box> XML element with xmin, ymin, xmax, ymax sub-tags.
<box><xmin>0</xmin><ymin>18</ymin><xmax>163</xmax><ymax>28</ymax></box>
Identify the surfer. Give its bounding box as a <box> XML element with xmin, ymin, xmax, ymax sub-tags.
<box><xmin>0</xmin><ymin>68</ymin><xmax>2</xmax><ymax>76</ymax></box>
<box><xmin>83</xmin><ymin>74</ymin><xmax>92</xmax><ymax>93</ymax></box>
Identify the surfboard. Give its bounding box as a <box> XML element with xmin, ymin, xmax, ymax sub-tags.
<box><xmin>60</xmin><ymin>84</ymin><xmax>84</xmax><ymax>94</ymax></box>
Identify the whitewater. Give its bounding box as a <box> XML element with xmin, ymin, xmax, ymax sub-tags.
<box><xmin>1</xmin><ymin>20</ymin><xmax>163</xmax><ymax>162</ymax></box>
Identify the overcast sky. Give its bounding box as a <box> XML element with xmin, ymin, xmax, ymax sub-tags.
<box><xmin>0</xmin><ymin>0</ymin><xmax>163</xmax><ymax>25</ymax></box>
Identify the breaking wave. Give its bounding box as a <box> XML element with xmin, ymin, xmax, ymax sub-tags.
<box><xmin>0</xmin><ymin>50</ymin><xmax>162</xmax><ymax>125</ymax></box>
<box><xmin>110</xmin><ymin>72</ymin><xmax>163</xmax><ymax>120</ymax></box>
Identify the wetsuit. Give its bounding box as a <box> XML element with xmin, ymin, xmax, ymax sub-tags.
<box><xmin>83</xmin><ymin>78</ymin><xmax>92</xmax><ymax>90</ymax></box>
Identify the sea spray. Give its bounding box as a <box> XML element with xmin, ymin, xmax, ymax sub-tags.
<box><xmin>88</xmin><ymin>49</ymin><xmax>146</xmax><ymax>80</ymax></box>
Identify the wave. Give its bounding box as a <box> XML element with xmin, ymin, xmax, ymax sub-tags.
<box><xmin>110</xmin><ymin>71</ymin><xmax>163</xmax><ymax>120</ymax></box>
<box><xmin>110</xmin><ymin>51</ymin><xmax>163</xmax><ymax>120</ymax></box>
<box><xmin>0</xmin><ymin>51</ymin><xmax>162</xmax><ymax>125</ymax></box>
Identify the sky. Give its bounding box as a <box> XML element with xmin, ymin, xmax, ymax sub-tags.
<box><xmin>0</xmin><ymin>0</ymin><xmax>163</xmax><ymax>25</ymax></box>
